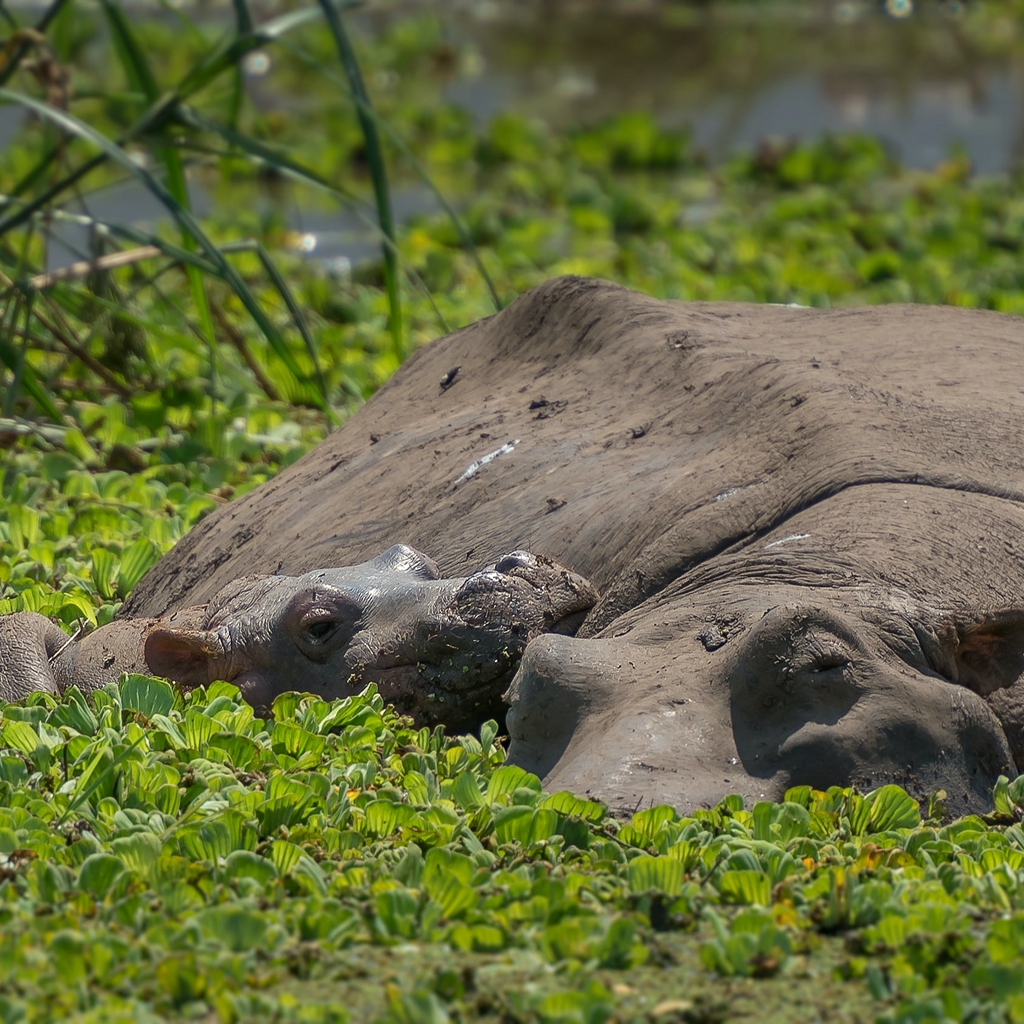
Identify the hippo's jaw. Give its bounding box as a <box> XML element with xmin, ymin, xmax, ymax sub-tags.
<box><xmin>507</xmin><ymin>586</ymin><xmax>1023</xmax><ymax>819</ymax></box>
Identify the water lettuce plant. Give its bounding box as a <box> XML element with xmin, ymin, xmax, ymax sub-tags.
<box><xmin>4</xmin><ymin>677</ymin><xmax>1024</xmax><ymax>1022</ymax></box>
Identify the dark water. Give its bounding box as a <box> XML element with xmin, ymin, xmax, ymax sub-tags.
<box><xmin>428</xmin><ymin>1</ymin><xmax>1024</xmax><ymax>174</ymax></box>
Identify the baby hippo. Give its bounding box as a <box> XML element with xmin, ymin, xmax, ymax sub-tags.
<box><xmin>0</xmin><ymin>545</ymin><xmax>598</xmax><ymax>731</ymax></box>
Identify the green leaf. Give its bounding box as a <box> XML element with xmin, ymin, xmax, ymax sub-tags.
<box><xmin>77</xmin><ymin>853</ymin><xmax>126</xmax><ymax>898</ymax></box>
<box><xmin>717</xmin><ymin>870</ymin><xmax>772</xmax><ymax>906</ymax></box>
<box><xmin>598</xmin><ymin>916</ymin><xmax>644</xmax><ymax>969</ymax></box>
<box><xmin>994</xmin><ymin>775</ymin><xmax>1015</xmax><ymax>817</ymax></box>
<box><xmin>195</xmin><ymin>904</ymin><xmax>270</xmax><ymax>952</ymax></box>
<box><xmin>451</xmin><ymin>771</ymin><xmax>484</xmax><ymax>809</ymax></box>
<box><xmin>2</xmin><ymin>720</ymin><xmax>40</xmax><ymax>756</ymax></box>
<box><xmin>207</xmin><ymin>732</ymin><xmax>258</xmax><ymax>768</ymax></box>
<box><xmin>271</xmin><ymin>720</ymin><xmax>326</xmax><ymax>758</ymax></box>
<box><xmin>486</xmin><ymin>765</ymin><xmax>541</xmax><ymax>805</ymax></box>
<box><xmin>150</xmin><ymin>714</ymin><xmax>186</xmax><ymax>748</ymax></box>
<box><xmin>540</xmin><ymin>791</ymin><xmax>607</xmax><ymax>823</ymax></box>
<box><xmin>987</xmin><ymin>915</ymin><xmax>1024</xmax><ymax>964</ymax></box>
<box><xmin>425</xmin><ymin>871</ymin><xmax>477</xmax><ymax>920</ymax></box>
<box><xmin>375</xmin><ymin>888</ymin><xmax>419</xmax><ymax>940</ymax></box>
<box><xmin>631</xmin><ymin>804</ymin><xmax>678</xmax><ymax>841</ymax></box>
<box><xmin>116</xmin><ymin>538</ymin><xmax>161</xmax><ymax>597</ymax></box>
<box><xmin>393</xmin><ymin>844</ymin><xmax>424</xmax><ymax>887</ymax></box>
<box><xmin>182</xmin><ymin>709</ymin><xmax>218</xmax><ymax>749</ymax></box>
<box><xmin>1008</xmin><ymin>775</ymin><xmax>1024</xmax><ymax>807</ymax></box>
<box><xmin>119</xmin><ymin>674</ymin><xmax>176</xmax><ymax>718</ymax></box>
<box><xmin>364</xmin><ymin>800</ymin><xmax>416</xmax><ymax>837</ymax></box>
<box><xmin>90</xmin><ymin>549</ymin><xmax>118</xmax><ymax>602</ymax></box>
<box><xmin>110</xmin><ymin>832</ymin><xmax>161</xmax><ymax>878</ymax></box>
<box><xmin>493</xmin><ymin>806</ymin><xmax>559</xmax><ymax>846</ymax></box>
<box><xmin>46</xmin><ymin>686</ymin><xmax>98</xmax><ymax>736</ymax></box>
<box><xmin>423</xmin><ymin>848</ymin><xmax>473</xmax><ymax>888</ymax></box>
<box><xmin>269</xmin><ymin>840</ymin><xmax>303</xmax><ymax>875</ymax></box>
<box><xmin>179</xmin><ymin>815</ymin><xmax>254</xmax><ymax>862</ymax></box>
<box><xmin>866</xmin><ymin>785</ymin><xmax>920</xmax><ymax>833</ymax></box>
<box><xmin>628</xmin><ymin>854</ymin><xmax>685</xmax><ymax>896</ymax></box>
<box><xmin>223</xmin><ymin>849</ymin><xmax>278</xmax><ymax>887</ymax></box>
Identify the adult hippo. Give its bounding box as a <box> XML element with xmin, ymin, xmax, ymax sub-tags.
<box><xmin>0</xmin><ymin>546</ymin><xmax>597</xmax><ymax>733</ymax></box>
<box><xmin>51</xmin><ymin>278</ymin><xmax>1024</xmax><ymax>814</ymax></box>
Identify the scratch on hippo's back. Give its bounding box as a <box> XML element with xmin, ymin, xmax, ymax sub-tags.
<box><xmin>455</xmin><ymin>439</ymin><xmax>519</xmax><ymax>485</ymax></box>
<box><xmin>764</xmin><ymin>533</ymin><xmax>810</xmax><ymax>550</ymax></box>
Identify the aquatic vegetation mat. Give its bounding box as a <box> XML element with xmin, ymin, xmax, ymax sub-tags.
<box><xmin>1</xmin><ymin>678</ymin><xmax>1024</xmax><ymax>1022</ymax></box>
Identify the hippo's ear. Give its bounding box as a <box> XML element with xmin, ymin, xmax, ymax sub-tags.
<box><xmin>145</xmin><ymin>628</ymin><xmax>224</xmax><ymax>688</ymax></box>
<box><xmin>941</xmin><ymin>611</ymin><xmax>1024</xmax><ymax>697</ymax></box>
<box><xmin>368</xmin><ymin>544</ymin><xmax>440</xmax><ymax>580</ymax></box>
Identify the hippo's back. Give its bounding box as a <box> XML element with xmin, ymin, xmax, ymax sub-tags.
<box><xmin>125</xmin><ymin>276</ymin><xmax>1024</xmax><ymax>623</ymax></box>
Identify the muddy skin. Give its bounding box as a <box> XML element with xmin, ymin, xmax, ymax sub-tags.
<box><xmin>0</xmin><ymin>545</ymin><xmax>598</xmax><ymax>730</ymax></box>
<box><xmin>114</xmin><ymin>277</ymin><xmax>1024</xmax><ymax>815</ymax></box>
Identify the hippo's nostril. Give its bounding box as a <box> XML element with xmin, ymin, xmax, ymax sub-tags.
<box><xmin>494</xmin><ymin>551</ymin><xmax>534</xmax><ymax>574</ymax></box>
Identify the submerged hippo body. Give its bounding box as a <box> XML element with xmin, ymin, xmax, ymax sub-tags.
<box><xmin>84</xmin><ymin>278</ymin><xmax>1024</xmax><ymax>814</ymax></box>
<box><xmin>0</xmin><ymin>546</ymin><xmax>597</xmax><ymax>732</ymax></box>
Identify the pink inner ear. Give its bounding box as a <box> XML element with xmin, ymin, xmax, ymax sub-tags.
<box><xmin>145</xmin><ymin>627</ymin><xmax>222</xmax><ymax>688</ymax></box>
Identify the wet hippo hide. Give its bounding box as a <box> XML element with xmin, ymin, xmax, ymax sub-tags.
<box><xmin>125</xmin><ymin>275</ymin><xmax>1024</xmax><ymax>816</ymax></box>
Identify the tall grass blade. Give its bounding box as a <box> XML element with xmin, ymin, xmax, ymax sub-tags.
<box><xmin>316</xmin><ymin>0</ymin><xmax>403</xmax><ymax>357</ymax></box>
<box><xmin>0</xmin><ymin>6</ymin><xmax>325</xmax><ymax>230</ymax></box>
<box><xmin>0</xmin><ymin>88</ymin><xmax>325</xmax><ymax>412</ymax></box>
<box><xmin>197</xmin><ymin>116</ymin><xmax>449</xmax><ymax>334</ymax></box>
<box><xmin>226</xmin><ymin>0</ymin><xmax>253</xmax><ymax>128</ymax></box>
<box><xmin>0</xmin><ymin>223</ymin><xmax>62</xmax><ymax>420</ymax></box>
<box><xmin>279</xmin><ymin>37</ymin><xmax>503</xmax><ymax>313</ymax></box>
<box><xmin>175</xmin><ymin>6</ymin><xmax>326</xmax><ymax>99</ymax></box>
<box><xmin>252</xmin><ymin>245</ymin><xmax>329</xmax><ymax>411</ymax></box>
<box><xmin>0</xmin><ymin>317</ymin><xmax>63</xmax><ymax>421</ymax></box>
<box><xmin>96</xmin><ymin>0</ymin><xmax>218</xmax><ymax>396</ymax></box>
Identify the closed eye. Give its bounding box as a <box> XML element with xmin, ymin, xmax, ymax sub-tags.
<box><xmin>810</xmin><ymin>654</ymin><xmax>850</xmax><ymax>673</ymax></box>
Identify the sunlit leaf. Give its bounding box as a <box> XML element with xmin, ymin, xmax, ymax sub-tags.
<box><xmin>120</xmin><ymin>674</ymin><xmax>176</xmax><ymax>718</ymax></box>
<box><xmin>866</xmin><ymin>785</ymin><xmax>921</xmax><ymax>833</ymax></box>
<box><xmin>628</xmin><ymin>854</ymin><xmax>684</xmax><ymax>896</ymax></box>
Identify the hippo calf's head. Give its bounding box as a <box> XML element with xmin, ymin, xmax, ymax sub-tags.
<box><xmin>144</xmin><ymin>544</ymin><xmax>597</xmax><ymax>731</ymax></box>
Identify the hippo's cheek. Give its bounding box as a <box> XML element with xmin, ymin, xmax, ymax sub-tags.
<box><xmin>759</xmin><ymin>682</ymin><xmax>1014</xmax><ymax>798</ymax></box>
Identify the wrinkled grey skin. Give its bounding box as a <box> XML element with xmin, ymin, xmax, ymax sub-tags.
<box><xmin>506</xmin><ymin>496</ymin><xmax>1024</xmax><ymax>816</ymax></box>
<box><xmin>118</xmin><ymin>276</ymin><xmax>1024</xmax><ymax>817</ymax></box>
<box><xmin>0</xmin><ymin>545</ymin><xmax>597</xmax><ymax>730</ymax></box>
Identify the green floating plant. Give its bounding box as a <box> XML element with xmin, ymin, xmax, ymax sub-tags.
<box><xmin>0</xmin><ymin>676</ymin><xmax>1023</xmax><ymax>1020</ymax></box>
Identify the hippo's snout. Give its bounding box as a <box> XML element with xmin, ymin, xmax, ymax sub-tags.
<box><xmin>457</xmin><ymin>550</ymin><xmax>599</xmax><ymax>636</ymax></box>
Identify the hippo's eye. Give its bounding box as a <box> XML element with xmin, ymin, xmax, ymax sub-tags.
<box><xmin>304</xmin><ymin>619</ymin><xmax>337</xmax><ymax>644</ymax></box>
<box><xmin>789</xmin><ymin>636</ymin><xmax>852</xmax><ymax>678</ymax></box>
<box><xmin>801</xmin><ymin>642</ymin><xmax>851</xmax><ymax>676</ymax></box>
<box><xmin>811</xmin><ymin>653</ymin><xmax>850</xmax><ymax>674</ymax></box>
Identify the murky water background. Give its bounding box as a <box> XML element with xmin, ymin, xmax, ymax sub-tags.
<box><xmin>4</xmin><ymin>0</ymin><xmax>1022</xmax><ymax>270</ymax></box>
